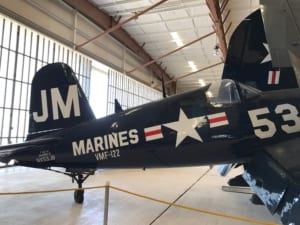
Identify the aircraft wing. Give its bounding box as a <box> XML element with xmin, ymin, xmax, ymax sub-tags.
<box><xmin>243</xmin><ymin>143</ymin><xmax>300</xmax><ymax>225</ymax></box>
<box><xmin>222</xmin><ymin>9</ymin><xmax>298</xmax><ymax>91</ymax></box>
<box><xmin>261</xmin><ymin>0</ymin><xmax>300</xmax><ymax>87</ymax></box>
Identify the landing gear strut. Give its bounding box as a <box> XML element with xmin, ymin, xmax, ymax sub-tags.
<box><xmin>70</xmin><ymin>171</ymin><xmax>94</xmax><ymax>204</ymax></box>
<box><xmin>72</xmin><ymin>173</ymin><xmax>85</xmax><ymax>203</ymax></box>
<box><xmin>47</xmin><ymin>168</ymin><xmax>95</xmax><ymax>203</ymax></box>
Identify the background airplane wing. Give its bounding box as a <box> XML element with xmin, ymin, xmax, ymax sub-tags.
<box><xmin>222</xmin><ymin>9</ymin><xmax>298</xmax><ymax>91</ymax></box>
<box><xmin>243</xmin><ymin>146</ymin><xmax>300</xmax><ymax>225</ymax></box>
<box><xmin>261</xmin><ymin>0</ymin><xmax>300</xmax><ymax>87</ymax></box>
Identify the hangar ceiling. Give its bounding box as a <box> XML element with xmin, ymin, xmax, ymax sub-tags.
<box><xmin>68</xmin><ymin>0</ymin><xmax>260</xmax><ymax>92</ymax></box>
<box><xmin>0</xmin><ymin>0</ymin><xmax>260</xmax><ymax>93</ymax></box>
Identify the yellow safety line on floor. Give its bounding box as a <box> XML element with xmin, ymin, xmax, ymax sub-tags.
<box><xmin>0</xmin><ymin>185</ymin><xmax>105</xmax><ymax>195</ymax></box>
<box><xmin>110</xmin><ymin>186</ymin><xmax>280</xmax><ymax>225</ymax></box>
<box><xmin>0</xmin><ymin>185</ymin><xmax>279</xmax><ymax>225</ymax></box>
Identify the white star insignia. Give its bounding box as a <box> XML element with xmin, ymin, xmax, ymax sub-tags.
<box><xmin>261</xmin><ymin>43</ymin><xmax>272</xmax><ymax>64</ymax></box>
<box><xmin>163</xmin><ymin>109</ymin><xmax>206</xmax><ymax>148</ymax></box>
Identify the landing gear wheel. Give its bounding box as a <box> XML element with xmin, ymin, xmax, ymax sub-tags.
<box><xmin>74</xmin><ymin>189</ymin><xmax>84</xmax><ymax>204</ymax></box>
<box><xmin>47</xmin><ymin>168</ymin><xmax>95</xmax><ymax>204</ymax></box>
<box><xmin>250</xmin><ymin>194</ymin><xmax>264</xmax><ymax>205</ymax></box>
<box><xmin>68</xmin><ymin>170</ymin><xmax>94</xmax><ymax>203</ymax></box>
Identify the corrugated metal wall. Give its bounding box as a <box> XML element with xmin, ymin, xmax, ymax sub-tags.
<box><xmin>0</xmin><ymin>14</ymin><xmax>91</xmax><ymax>144</ymax></box>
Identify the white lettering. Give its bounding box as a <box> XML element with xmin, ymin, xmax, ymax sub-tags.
<box><xmin>94</xmin><ymin>136</ymin><xmax>104</xmax><ymax>151</ymax></box>
<box><xmin>51</xmin><ymin>85</ymin><xmax>80</xmax><ymax>120</ymax></box>
<box><xmin>108</xmin><ymin>133</ymin><xmax>119</xmax><ymax>148</ymax></box>
<box><xmin>103</xmin><ymin>135</ymin><xmax>109</xmax><ymax>149</ymax></box>
<box><xmin>275</xmin><ymin>103</ymin><xmax>300</xmax><ymax>134</ymax></box>
<box><xmin>119</xmin><ymin>131</ymin><xmax>129</xmax><ymax>147</ymax></box>
<box><xmin>33</xmin><ymin>90</ymin><xmax>49</xmax><ymax>122</ymax></box>
<box><xmin>248</xmin><ymin>107</ymin><xmax>276</xmax><ymax>139</ymax></box>
<box><xmin>33</xmin><ymin>85</ymin><xmax>81</xmax><ymax>123</ymax></box>
<box><xmin>248</xmin><ymin>103</ymin><xmax>300</xmax><ymax>139</ymax></box>
<box><xmin>129</xmin><ymin>129</ymin><xmax>139</xmax><ymax>144</ymax></box>
<box><xmin>72</xmin><ymin>129</ymin><xmax>140</xmax><ymax>157</ymax></box>
<box><xmin>95</xmin><ymin>152</ymin><xmax>108</xmax><ymax>160</ymax></box>
<box><xmin>72</xmin><ymin>140</ymin><xmax>86</xmax><ymax>156</ymax></box>
<box><xmin>86</xmin><ymin>139</ymin><xmax>95</xmax><ymax>154</ymax></box>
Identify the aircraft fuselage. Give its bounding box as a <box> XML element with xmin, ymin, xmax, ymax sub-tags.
<box><xmin>13</xmin><ymin>85</ymin><xmax>300</xmax><ymax>171</ymax></box>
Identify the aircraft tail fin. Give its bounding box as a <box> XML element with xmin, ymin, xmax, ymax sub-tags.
<box><xmin>27</xmin><ymin>63</ymin><xmax>95</xmax><ymax>140</ymax></box>
<box><xmin>222</xmin><ymin>10</ymin><xmax>298</xmax><ymax>91</ymax></box>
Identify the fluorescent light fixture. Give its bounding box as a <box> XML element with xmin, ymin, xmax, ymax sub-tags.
<box><xmin>206</xmin><ymin>91</ymin><xmax>213</xmax><ymax>98</ymax></box>
<box><xmin>188</xmin><ymin>61</ymin><xmax>197</xmax><ymax>72</ymax></box>
<box><xmin>175</xmin><ymin>39</ymin><xmax>183</xmax><ymax>47</ymax></box>
<box><xmin>188</xmin><ymin>61</ymin><xmax>195</xmax><ymax>66</ymax></box>
<box><xmin>171</xmin><ymin>32</ymin><xmax>179</xmax><ymax>39</ymax></box>
<box><xmin>198</xmin><ymin>79</ymin><xmax>206</xmax><ymax>87</ymax></box>
<box><xmin>170</xmin><ymin>32</ymin><xmax>183</xmax><ymax>47</ymax></box>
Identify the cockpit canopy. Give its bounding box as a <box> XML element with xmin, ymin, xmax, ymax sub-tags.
<box><xmin>205</xmin><ymin>79</ymin><xmax>260</xmax><ymax>104</ymax></box>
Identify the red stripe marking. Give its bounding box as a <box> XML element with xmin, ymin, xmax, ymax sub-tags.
<box><xmin>209</xmin><ymin>116</ymin><xmax>228</xmax><ymax>124</ymax></box>
<box><xmin>272</xmin><ymin>71</ymin><xmax>276</xmax><ymax>84</ymax></box>
<box><xmin>145</xmin><ymin>129</ymin><xmax>162</xmax><ymax>137</ymax></box>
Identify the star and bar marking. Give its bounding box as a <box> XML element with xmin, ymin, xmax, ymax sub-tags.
<box><xmin>268</xmin><ymin>70</ymin><xmax>280</xmax><ymax>85</ymax></box>
<box><xmin>208</xmin><ymin>112</ymin><xmax>229</xmax><ymax>128</ymax></box>
<box><xmin>144</xmin><ymin>125</ymin><xmax>163</xmax><ymax>141</ymax></box>
<box><xmin>163</xmin><ymin>109</ymin><xmax>206</xmax><ymax>147</ymax></box>
<box><xmin>144</xmin><ymin>108</ymin><xmax>229</xmax><ymax>148</ymax></box>
<box><xmin>261</xmin><ymin>43</ymin><xmax>272</xmax><ymax>64</ymax></box>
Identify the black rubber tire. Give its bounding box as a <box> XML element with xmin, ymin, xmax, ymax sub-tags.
<box><xmin>74</xmin><ymin>190</ymin><xmax>84</xmax><ymax>204</ymax></box>
<box><xmin>250</xmin><ymin>194</ymin><xmax>264</xmax><ymax>205</ymax></box>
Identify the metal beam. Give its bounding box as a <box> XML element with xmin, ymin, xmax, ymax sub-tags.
<box><xmin>206</xmin><ymin>0</ymin><xmax>227</xmax><ymax>61</ymax></box>
<box><xmin>220</xmin><ymin>0</ymin><xmax>229</xmax><ymax>14</ymax></box>
<box><xmin>164</xmin><ymin>62</ymin><xmax>224</xmax><ymax>85</ymax></box>
<box><xmin>223</xmin><ymin>9</ymin><xmax>231</xmax><ymax>24</ymax></box>
<box><xmin>75</xmin><ymin>0</ymin><xmax>167</xmax><ymax>50</ymax></box>
<box><xmin>62</xmin><ymin>0</ymin><xmax>173</xmax><ymax>86</ymax></box>
<box><xmin>224</xmin><ymin>22</ymin><xmax>232</xmax><ymax>36</ymax></box>
<box><xmin>127</xmin><ymin>30</ymin><xmax>216</xmax><ymax>74</ymax></box>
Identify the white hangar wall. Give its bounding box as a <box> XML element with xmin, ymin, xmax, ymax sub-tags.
<box><xmin>0</xmin><ymin>0</ymin><xmax>156</xmax><ymax>86</ymax></box>
<box><xmin>0</xmin><ymin>13</ymin><xmax>92</xmax><ymax>145</ymax></box>
<box><xmin>0</xmin><ymin>1</ymin><xmax>162</xmax><ymax>145</ymax></box>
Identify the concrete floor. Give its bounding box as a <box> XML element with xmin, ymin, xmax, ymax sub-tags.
<box><xmin>0</xmin><ymin>166</ymin><xmax>280</xmax><ymax>225</ymax></box>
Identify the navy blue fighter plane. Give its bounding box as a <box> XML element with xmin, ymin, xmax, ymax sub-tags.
<box><xmin>0</xmin><ymin>9</ymin><xmax>300</xmax><ymax>225</ymax></box>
